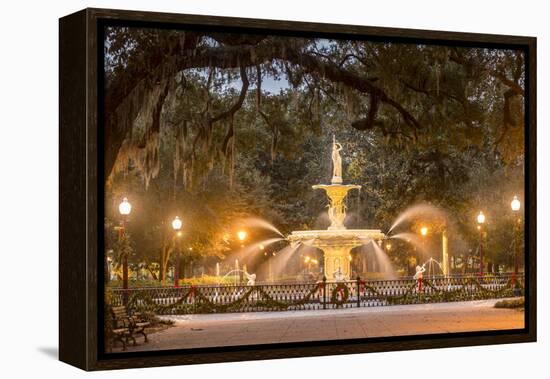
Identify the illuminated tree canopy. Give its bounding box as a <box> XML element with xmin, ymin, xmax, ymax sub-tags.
<box><xmin>103</xmin><ymin>27</ymin><xmax>525</xmax><ymax>274</ymax></box>
<box><xmin>105</xmin><ymin>28</ymin><xmax>524</xmax><ymax>182</ymax></box>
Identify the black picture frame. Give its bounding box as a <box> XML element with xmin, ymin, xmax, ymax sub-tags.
<box><xmin>59</xmin><ymin>7</ymin><xmax>537</xmax><ymax>371</ymax></box>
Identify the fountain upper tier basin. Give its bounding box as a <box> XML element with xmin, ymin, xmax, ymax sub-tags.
<box><xmin>312</xmin><ymin>184</ymin><xmax>362</xmax><ymax>190</ymax></box>
<box><xmin>288</xmin><ymin>229</ymin><xmax>386</xmax><ymax>248</ymax></box>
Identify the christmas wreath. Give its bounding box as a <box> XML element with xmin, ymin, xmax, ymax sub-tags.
<box><xmin>330</xmin><ymin>283</ymin><xmax>350</xmax><ymax>307</ymax></box>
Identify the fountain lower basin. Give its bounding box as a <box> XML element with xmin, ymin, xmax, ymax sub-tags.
<box><xmin>288</xmin><ymin>229</ymin><xmax>386</xmax><ymax>280</ymax></box>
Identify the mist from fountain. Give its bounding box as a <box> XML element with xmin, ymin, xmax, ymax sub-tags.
<box><xmin>389</xmin><ymin>232</ymin><xmax>430</xmax><ymax>256</ymax></box>
<box><xmin>237</xmin><ymin>238</ymin><xmax>285</xmax><ymax>257</ymax></box>
<box><xmin>217</xmin><ymin>217</ymin><xmax>287</xmax><ymax>278</ymax></box>
<box><xmin>344</xmin><ymin>211</ymin><xmax>362</xmax><ymax>227</ymax></box>
<box><xmin>263</xmin><ymin>241</ymin><xmax>306</xmax><ymax>280</ymax></box>
<box><xmin>219</xmin><ymin>236</ymin><xmax>285</xmax><ymax>272</ymax></box>
<box><xmin>313</xmin><ymin>211</ymin><xmax>331</xmax><ymax>230</ymax></box>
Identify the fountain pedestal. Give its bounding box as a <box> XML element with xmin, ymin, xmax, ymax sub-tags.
<box><xmin>323</xmin><ymin>245</ymin><xmax>351</xmax><ymax>279</ymax></box>
<box><xmin>312</xmin><ymin>184</ymin><xmax>361</xmax><ymax>230</ymax></box>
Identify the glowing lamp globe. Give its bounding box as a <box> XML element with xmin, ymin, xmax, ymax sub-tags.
<box><xmin>420</xmin><ymin>226</ymin><xmax>428</xmax><ymax>236</ymax></box>
<box><xmin>511</xmin><ymin>196</ymin><xmax>521</xmax><ymax>212</ymax></box>
<box><xmin>172</xmin><ymin>216</ymin><xmax>182</xmax><ymax>231</ymax></box>
<box><xmin>237</xmin><ymin>230</ymin><xmax>247</xmax><ymax>241</ymax></box>
<box><xmin>118</xmin><ymin>197</ymin><xmax>132</xmax><ymax>216</ymax></box>
<box><xmin>477</xmin><ymin>211</ymin><xmax>486</xmax><ymax>225</ymax></box>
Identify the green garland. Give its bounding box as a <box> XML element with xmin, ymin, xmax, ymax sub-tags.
<box><xmin>126</xmin><ymin>287</ymin><xmax>195</xmax><ymax>314</ymax></box>
<box><xmin>255</xmin><ymin>285</ymin><xmax>321</xmax><ymax>309</ymax></box>
<box><xmin>119</xmin><ymin>276</ymin><xmax>523</xmax><ymax>315</ymax></box>
<box><xmin>386</xmin><ymin>278</ymin><xmax>519</xmax><ymax>305</ymax></box>
<box><xmin>193</xmin><ymin>288</ymin><xmax>256</xmax><ymax>313</ymax></box>
<box><xmin>384</xmin><ymin>282</ymin><xmax>421</xmax><ymax>305</ymax></box>
<box><xmin>126</xmin><ymin>285</ymin><xmax>322</xmax><ymax>314</ymax></box>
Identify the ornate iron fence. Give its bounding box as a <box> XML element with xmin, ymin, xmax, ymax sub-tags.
<box><xmin>108</xmin><ymin>273</ymin><xmax>524</xmax><ymax>315</ymax></box>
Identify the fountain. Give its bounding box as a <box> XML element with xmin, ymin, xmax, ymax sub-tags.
<box><xmin>288</xmin><ymin>136</ymin><xmax>385</xmax><ymax>280</ymax></box>
<box><xmin>422</xmin><ymin>257</ymin><xmax>445</xmax><ymax>278</ymax></box>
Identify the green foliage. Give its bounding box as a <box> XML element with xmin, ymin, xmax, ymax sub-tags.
<box><xmin>494</xmin><ymin>297</ymin><xmax>524</xmax><ymax>308</ymax></box>
<box><xmin>104</xmin><ymin>28</ymin><xmax>526</xmax><ymax>278</ymax></box>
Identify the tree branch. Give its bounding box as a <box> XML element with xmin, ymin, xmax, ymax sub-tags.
<box><xmin>491</xmin><ymin>70</ymin><xmax>524</xmax><ymax>96</ymax></box>
<box><xmin>220</xmin><ymin>66</ymin><xmax>249</xmax><ymax>154</ymax></box>
<box><xmin>211</xmin><ymin>66</ymin><xmax>250</xmax><ymax>124</ymax></box>
<box><xmin>105</xmin><ymin>37</ymin><xmax>422</xmax><ymax>176</ymax></box>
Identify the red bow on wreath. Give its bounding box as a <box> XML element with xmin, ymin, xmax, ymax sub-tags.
<box><xmin>316</xmin><ymin>281</ymin><xmax>325</xmax><ymax>295</ymax></box>
<box><xmin>359</xmin><ymin>279</ymin><xmax>366</xmax><ymax>294</ymax></box>
<box><xmin>188</xmin><ymin>285</ymin><xmax>197</xmax><ymax>301</ymax></box>
<box><xmin>416</xmin><ymin>277</ymin><xmax>423</xmax><ymax>293</ymax></box>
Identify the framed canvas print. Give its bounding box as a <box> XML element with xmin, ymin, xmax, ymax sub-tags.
<box><xmin>59</xmin><ymin>8</ymin><xmax>536</xmax><ymax>371</ymax></box>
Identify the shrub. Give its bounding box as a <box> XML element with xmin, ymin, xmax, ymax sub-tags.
<box><xmin>494</xmin><ymin>297</ymin><xmax>524</xmax><ymax>309</ymax></box>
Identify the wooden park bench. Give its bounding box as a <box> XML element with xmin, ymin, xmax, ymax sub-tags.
<box><xmin>106</xmin><ymin>313</ymin><xmax>131</xmax><ymax>352</ymax></box>
<box><xmin>108</xmin><ymin>305</ymin><xmax>150</xmax><ymax>351</ymax></box>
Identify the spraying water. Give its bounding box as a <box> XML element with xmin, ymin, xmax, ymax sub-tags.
<box><xmin>422</xmin><ymin>257</ymin><xmax>445</xmax><ymax>278</ymax></box>
<box><xmin>221</xmin><ymin>237</ymin><xmax>287</xmax><ymax>275</ymax></box>
<box><xmin>260</xmin><ymin>241</ymin><xmax>309</xmax><ymax>280</ymax></box>
<box><xmin>239</xmin><ymin>217</ymin><xmax>285</xmax><ymax>237</ymax></box>
<box><xmin>370</xmin><ymin>240</ymin><xmax>398</xmax><ymax>279</ymax></box>
<box><xmin>388</xmin><ymin>203</ymin><xmax>448</xmax><ymax>235</ymax></box>
<box><xmin>231</xmin><ymin>238</ymin><xmax>285</xmax><ymax>259</ymax></box>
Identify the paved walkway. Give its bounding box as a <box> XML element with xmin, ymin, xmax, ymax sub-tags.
<box><xmin>118</xmin><ymin>299</ymin><xmax>524</xmax><ymax>352</ymax></box>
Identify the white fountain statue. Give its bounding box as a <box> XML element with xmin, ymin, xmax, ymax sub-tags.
<box><xmin>244</xmin><ymin>270</ymin><xmax>257</xmax><ymax>286</ymax></box>
<box><xmin>313</xmin><ymin>136</ymin><xmax>362</xmax><ymax>230</ymax></box>
<box><xmin>413</xmin><ymin>264</ymin><xmax>426</xmax><ymax>280</ymax></box>
<box><xmin>220</xmin><ymin>267</ymin><xmax>256</xmax><ymax>286</ymax></box>
<box><xmin>333</xmin><ymin>266</ymin><xmax>346</xmax><ymax>282</ymax></box>
<box><xmin>331</xmin><ymin>135</ymin><xmax>343</xmax><ymax>184</ymax></box>
<box><xmin>288</xmin><ymin>135</ymin><xmax>385</xmax><ymax>280</ymax></box>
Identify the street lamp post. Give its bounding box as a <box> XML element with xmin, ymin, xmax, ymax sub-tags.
<box><xmin>118</xmin><ymin>198</ymin><xmax>132</xmax><ymax>294</ymax></box>
<box><xmin>236</xmin><ymin>230</ymin><xmax>247</xmax><ymax>282</ymax></box>
<box><xmin>511</xmin><ymin>196</ymin><xmax>521</xmax><ymax>278</ymax></box>
<box><xmin>172</xmin><ymin>216</ymin><xmax>183</xmax><ymax>287</ymax></box>
<box><xmin>106</xmin><ymin>256</ymin><xmax>112</xmax><ymax>283</ymax></box>
<box><xmin>477</xmin><ymin>211</ymin><xmax>486</xmax><ymax>275</ymax></box>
